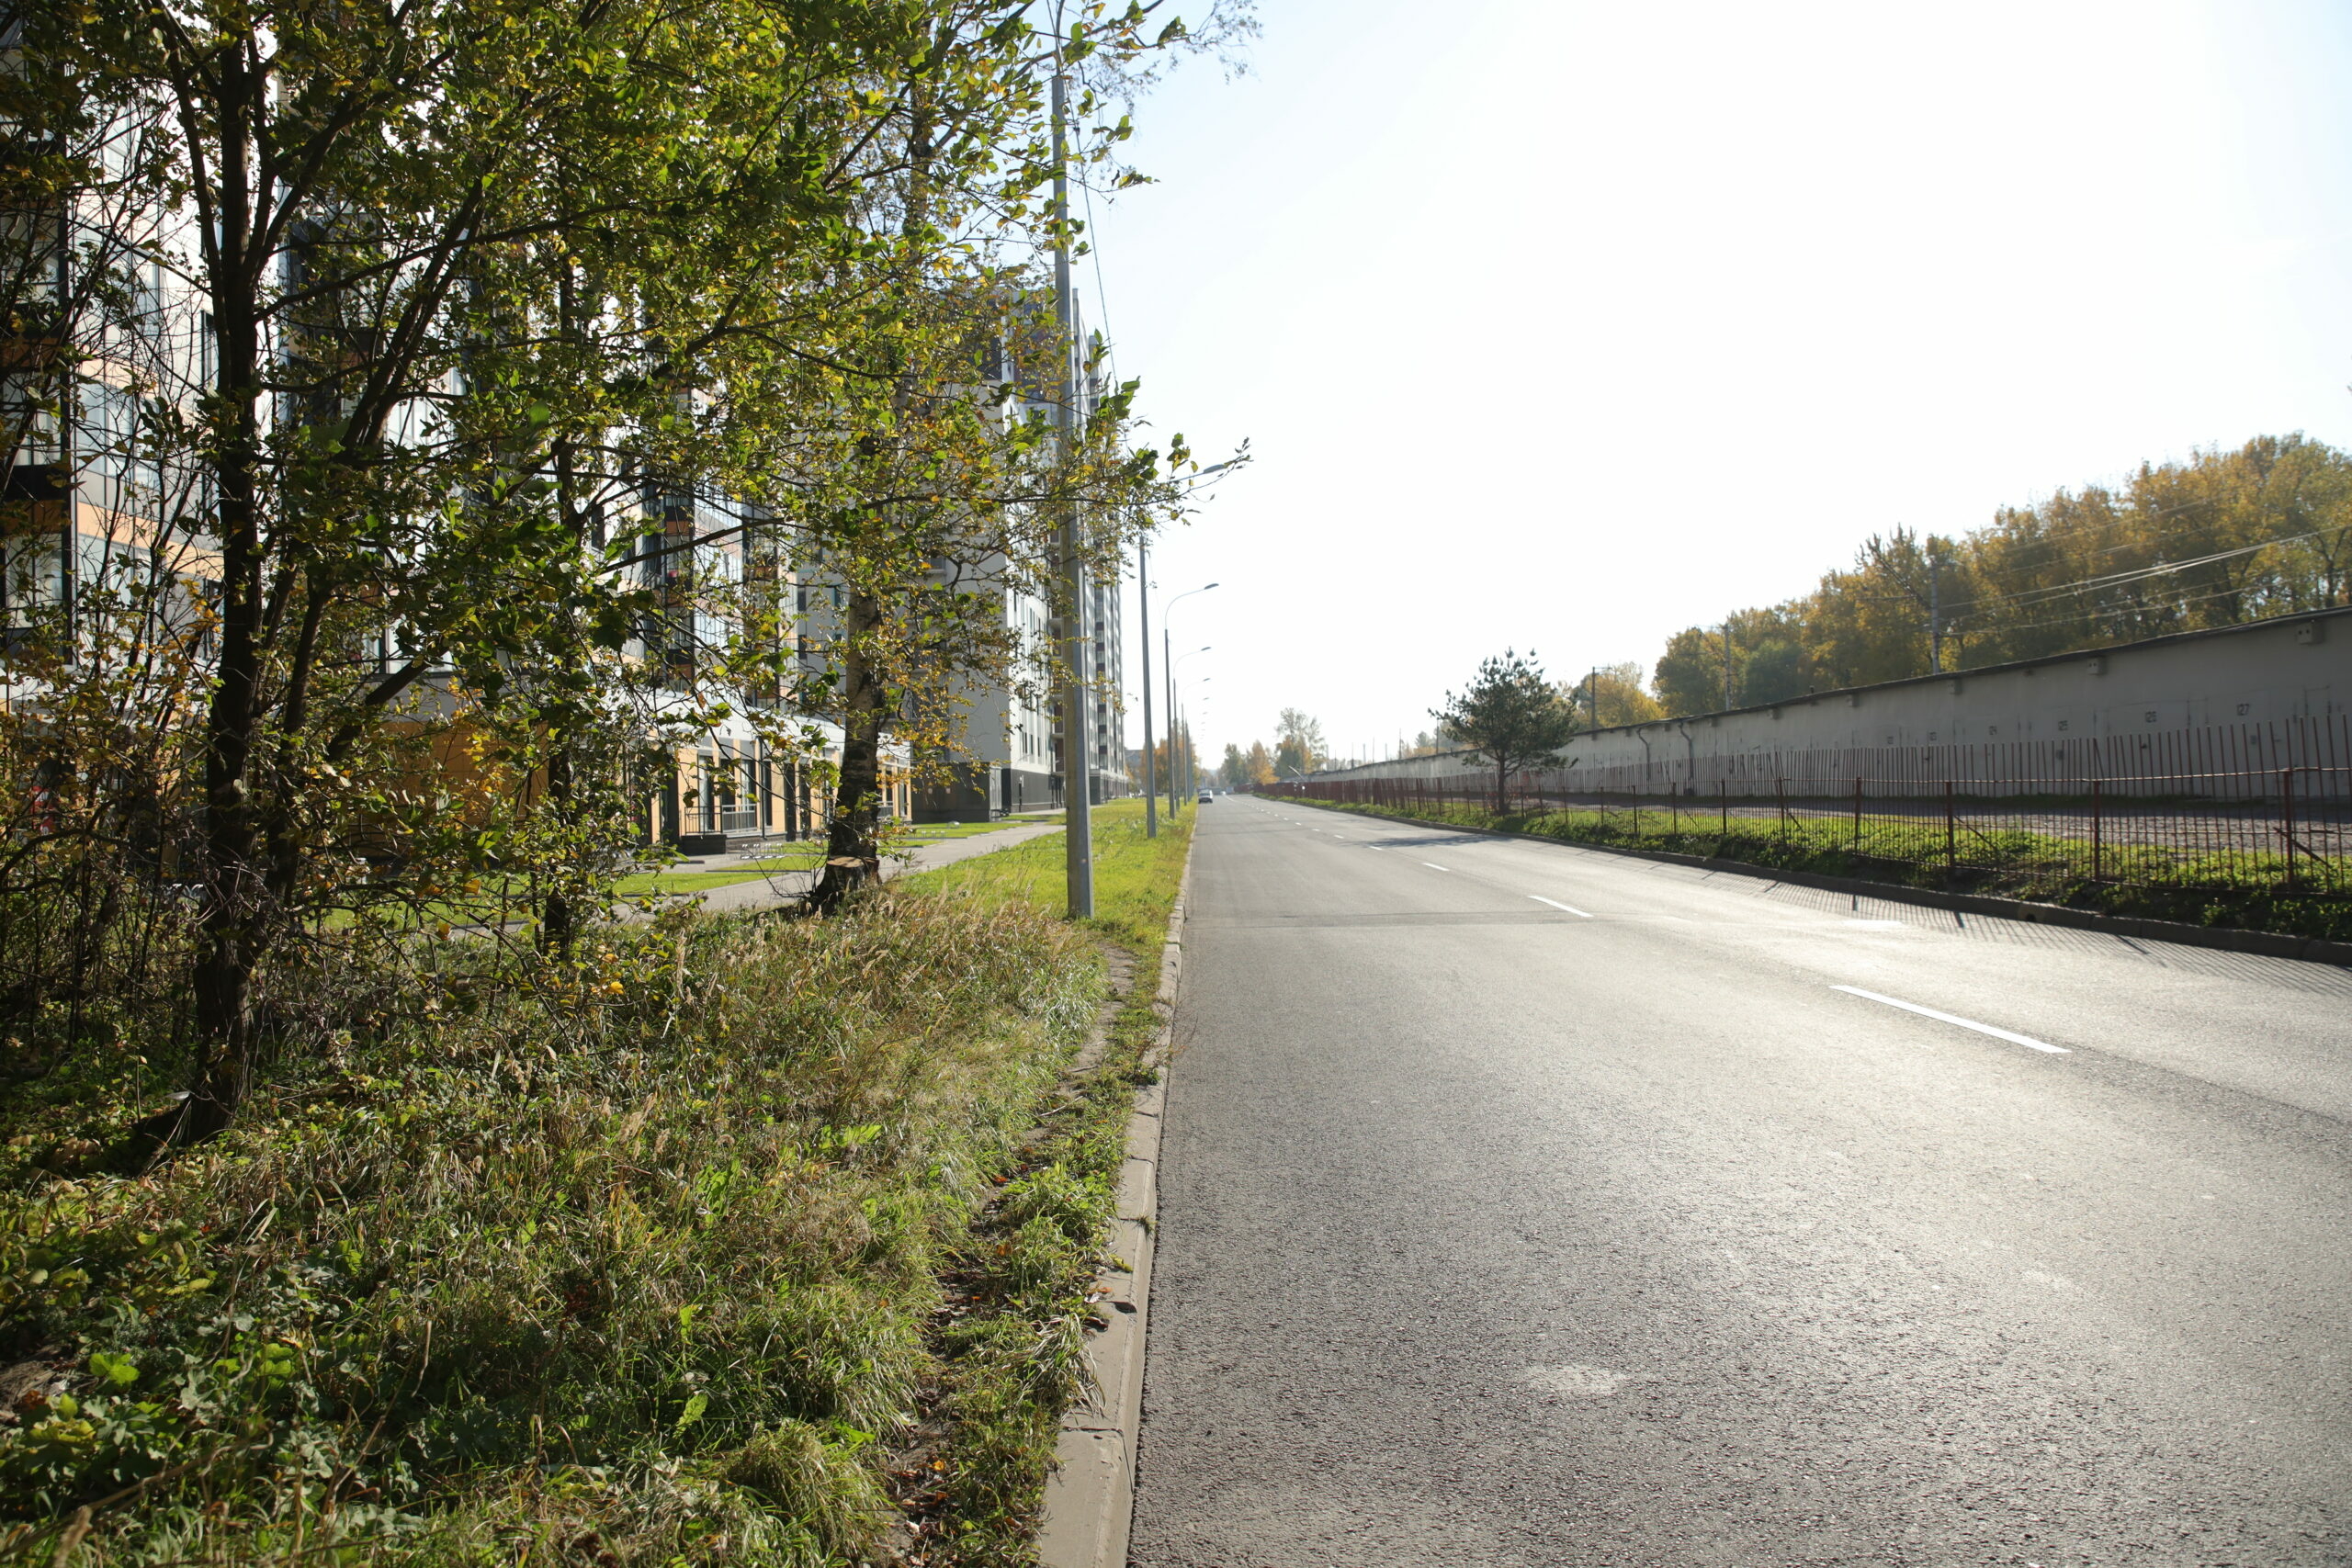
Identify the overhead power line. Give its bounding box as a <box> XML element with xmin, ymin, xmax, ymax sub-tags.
<box><xmin>1950</xmin><ymin>527</ymin><xmax>2331</xmax><ymax>619</ymax></box>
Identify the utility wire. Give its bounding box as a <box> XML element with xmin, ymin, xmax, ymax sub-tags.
<box><xmin>1858</xmin><ymin>528</ymin><xmax>2329</xmax><ymax>621</ymax></box>
<box><xmin>1959</xmin><ymin>576</ymin><xmax>2329</xmax><ymax>642</ymax></box>
<box><xmin>1948</xmin><ymin>528</ymin><xmax>2329</xmax><ymax>618</ymax></box>
<box><xmin>1078</xmin><ymin>169</ymin><xmax>1116</xmax><ymax>388</ymax></box>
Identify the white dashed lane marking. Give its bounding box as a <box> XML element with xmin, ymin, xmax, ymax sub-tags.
<box><xmin>1832</xmin><ymin>986</ymin><xmax>2068</xmax><ymax>1055</ymax></box>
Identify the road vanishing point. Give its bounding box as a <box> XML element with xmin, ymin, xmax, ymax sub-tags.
<box><xmin>1128</xmin><ymin>797</ymin><xmax>2352</xmax><ymax>1567</ymax></box>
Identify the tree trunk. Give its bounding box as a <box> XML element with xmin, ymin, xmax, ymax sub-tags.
<box><xmin>807</xmin><ymin>58</ymin><xmax>936</xmax><ymax>916</ymax></box>
<box><xmin>539</xmin><ymin>742</ymin><xmax>577</xmax><ymax>954</ymax></box>
<box><xmin>182</xmin><ymin>329</ymin><xmax>266</xmax><ymax>1143</ymax></box>
<box><xmin>808</xmin><ymin>590</ymin><xmax>887</xmax><ymax>912</ymax></box>
<box><xmin>177</xmin><ymin>59</ymin><xmax>270</xmax><ymax>1145</ymax></box>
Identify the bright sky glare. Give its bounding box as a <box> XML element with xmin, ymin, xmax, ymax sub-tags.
<box><xmin>1097</xmin><ymin>0</ymin><xmax>2352</xmax><ymax>767</ymax></box>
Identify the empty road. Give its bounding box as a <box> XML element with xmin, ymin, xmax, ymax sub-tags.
<box><xmin>1129</xmin><ymin>796</ymin><xmax>2352</xmax><ymax>1567</ymax></box>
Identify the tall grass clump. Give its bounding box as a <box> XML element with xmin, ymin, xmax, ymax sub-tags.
<box><xmin>0</xmin><ymin>890</ymin><xmax>1104</xmax><ymax>1565</ymax></box>
<box><xmin>893</xmin><ymin>795</ymin><xmax>1193</xmax><ymax>1556</ymax></box>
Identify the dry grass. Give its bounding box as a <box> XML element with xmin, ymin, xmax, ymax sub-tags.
<box><xmin>0</xmin><ymin>893</ymin><xmax>1101</xmax><ymax>1565</ymax></box>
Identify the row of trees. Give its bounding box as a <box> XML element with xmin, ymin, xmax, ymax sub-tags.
<box><xmin>1212</xmin><ymin>705</ymin><xmax>1321</xmax><ymax>785</ymax></box>
<box><xmin>1261</xmin><ymin>435</ymin><xmax>2346</xmax><ymax>785</ymax></box>
<box><xmin>1216</xmin><ymin>739</ymin><xmax>1271</xmax><ymax>787</ymax></box>
<box><xmin>4</xmin><ymin>0</ymin><xmax>1243</xmax><ymax>1139</ymax></box>
<box><xmin>1653</xmin><ymin>434</ymin><xmax>2352</xmax><ymax>716</ymax></box>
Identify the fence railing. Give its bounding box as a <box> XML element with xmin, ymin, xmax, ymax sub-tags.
<box><xmin>1269</xmin><ymin>767</ymin><xmax>2352</xmax><ymax>899</ymax></box>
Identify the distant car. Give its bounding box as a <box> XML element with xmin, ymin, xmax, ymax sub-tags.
<box><xmin>1197</xmin><ymin>790</ymin><xmax>1215</xmax><ymax>804</ymax></box>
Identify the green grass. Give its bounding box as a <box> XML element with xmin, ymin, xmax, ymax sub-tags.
<box><xmin>0</xmin><ymin>801</ymin><xmax>1190</xmax><ymax>1567</ymax></box>
<box><xmin>1306</xmin><ymin>795</ymin><xmax>2352</xmax><ymax>942</ymax></box>
<box><xmin>886</xmin><ymin>796</ymin><xmax>1192</xmax><ymax>1554</ymax></box>
<box><xmin>906</xmin><ymin>798</ymin><xmax>1189</xmax><ymax>952</ymax></box>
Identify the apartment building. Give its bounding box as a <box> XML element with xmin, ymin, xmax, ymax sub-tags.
<box><xmin>1</xmin><ymin>96</ymin><xmax>859</xmax><ymax>862</ymax></box>
<box><xmin>7</xmin><ymin>78</ymin><xmax>1123</xmax><ymax>856</ymax></box>
<box><xmin>911</xmin><ymin>296</ymin><xmax>1135</xmax><ymax>821</ymax></box>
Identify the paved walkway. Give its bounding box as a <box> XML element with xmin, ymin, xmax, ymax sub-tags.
<box><xmin>674</xmin><ymin>820</ymin><xmax>1065</xmax><ymax>916</ymax></box>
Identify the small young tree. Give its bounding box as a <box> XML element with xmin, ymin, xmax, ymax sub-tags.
<box><xmin>1431</xmin><ymin>649</ymin><xmax>1577</xmax><ymax>812</ymax></box>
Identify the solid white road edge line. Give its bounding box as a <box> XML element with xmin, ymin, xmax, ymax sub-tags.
<box><xmin>1529</xmin><ymin>896</ymin><xmax>1594</xmax><ymax>918</ymax></box>
<box><xmin>1832</xmin><ymin>986</ymin><xmax>2069</xmax><ymax>1055</ymax></box>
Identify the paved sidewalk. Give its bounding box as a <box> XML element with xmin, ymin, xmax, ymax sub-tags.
<box><xmin>675</xmin><ymin>820</ymin><xmax>1065</xmax><ymax>916</ymax></box>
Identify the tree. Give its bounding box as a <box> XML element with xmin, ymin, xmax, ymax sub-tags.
<box><xmin>1650</xmin><ymin>626</ymin><xmax>1728</xmax><ymax>716</ymax></box>
<box><xmin>1272</xmin><ymin>706</ymin><xmax>1325</xmax><ymax>778</ymax></box>
<box><xmin>797</xmin><ymin>4</ymin><xmax>1243</xmax><ymax>910</ymax></box>
<box><xmin>1566</xmin><ymin>661</ymin><xmax>1664</xmax><ymax>727</ymax></box>
<box><xmin>1650</xmin><ymin>434</ymin><xmax>2352</xmax><ymax>707</ymax></box>
<box><xmin>13</xmin><ymin>0</ymin><xmax>1242</xmax><ymax>1139</ymax></box>
<box><xmin>35</xmin><ymin>0</ymin><xmax>847</xmax><ymax>1136</ymax></box>
<box><xmin>1243</xmin><ymin>739</ymin><xmax>1275</xmax><ymax>785</ymax></box>
<box><xmin>1431</xmin><ymin>649</ymin><xmax>1577</xmax><ymax>811</ymax></box>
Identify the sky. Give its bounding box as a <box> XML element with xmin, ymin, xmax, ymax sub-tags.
<box><xmin>1092</xmin><ymin>0</ymin><xmax>2352</xmax><ymax>767</ymax></box>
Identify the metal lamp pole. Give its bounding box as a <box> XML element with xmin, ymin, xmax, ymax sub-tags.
<box><xmin>1138</xmin><ymin>539</ymin><xmax>1158</xmax><ymax>838</ymax></box>
<box><xmin>1170</xmin><ymin>649</ymin><xmax>1211</xmax><ymax>812</ymax></box>
<box><xmin>1174</xmin><ymin>674</ymin><xmax>1211</xmax><ymax>800</ymax></box>
<box><xmin>1049</xmin><ymin>34</ymin><xmax>1091</xmax><ymax>917</ymax></box>
<box><xmin>1161</xmin><ymin>583</ymin><xmax>1216</xmax><ymax>813</ymax></box>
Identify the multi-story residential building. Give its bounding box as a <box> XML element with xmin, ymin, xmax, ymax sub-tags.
<box><xmin>1</xmin><ymin>118</ymin><xmax>861</xmax><ymax>863</ymax></box>
<box><xmin>910</xmin><ymin>299</ymin><xmax>1135</xmax><ymax>821</ymax></box>
<box><xmin>7</xmin><ymin>83</ymin><xmax>1088</xmax><ymax>855</ymax></box>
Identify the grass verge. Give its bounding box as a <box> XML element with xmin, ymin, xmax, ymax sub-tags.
<box><xmin>883</xmin><ymin>798</ymin><xmax>1191</xmax><ymax>1561</ymax></box>
<box><xmin>0</xmin><ymin>803</ymin><xmax>1187</xmax><ymax>1565</ymax></box>
<box><xmin>1306</xmin><ymin>796</ymin><xmax>2352</xmax><ymax>942</ymax></box>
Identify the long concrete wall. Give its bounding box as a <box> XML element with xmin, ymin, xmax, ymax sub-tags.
<box><xmin>1312</xmin><ymin>607</ymin><xmax>2352</xmax><ymax>793</ymax></box>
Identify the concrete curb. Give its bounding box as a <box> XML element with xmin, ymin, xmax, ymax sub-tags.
<box><xmin>1292</xmin><ymin>799</ymin><xmax>2352</xmax><ymax>969</ymax></box>
<box><xmin>1035</xmin><ymin>835</ymin><xmax>1194</xmax><ymax>1568</ymax></box>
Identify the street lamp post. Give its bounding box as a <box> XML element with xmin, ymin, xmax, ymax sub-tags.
<box><xmin>1138</xmin><ymin>539</ymin><xmax>1158</xmax><ymax>838</ymax></box>
<box><xmin>1170</xmin><ymin>648</ymin><xmax>1211</xmax><ymax>812</ymax></box>
<box><xmin>1048</xmin><ymin>33</ymin><xmax>1091</xmax><ymax>919</ymax></box>
<box><xmin>1161</xmin><ymin>583</ymin><xmax>1216</xmax><ymax>815</ymax></box>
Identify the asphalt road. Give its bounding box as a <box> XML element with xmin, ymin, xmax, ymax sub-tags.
<box><xmin>1127</xmin><ymin>796</ymin><xmax>2352</xmax><ymax>1567</ymax></box>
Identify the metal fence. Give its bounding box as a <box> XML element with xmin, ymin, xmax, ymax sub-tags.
<box><xmin>1270</xmin><ymin>762</ymin><xmax>2352</xmax><ymax>900</ymax></box>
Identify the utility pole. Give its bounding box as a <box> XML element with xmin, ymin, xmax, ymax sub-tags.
<box><xmin>1928</xmin><ymin>545</ymin><xmax>1944</xmax><ymax>675</ymax></box>
<box><xmin>1138</xmin><ymin>538</ymin><xmax>1157</xmax><ymax>838</ymax></box>
<box><xmin>1721</xmin><ymin>622</ymin><xmax>1734</xmax><ymax>710</ymax></box>
<box><xmin>1051</xmin><ymin>54</ymin><xmax>1092</xmax><ymax>917</ymax></box>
